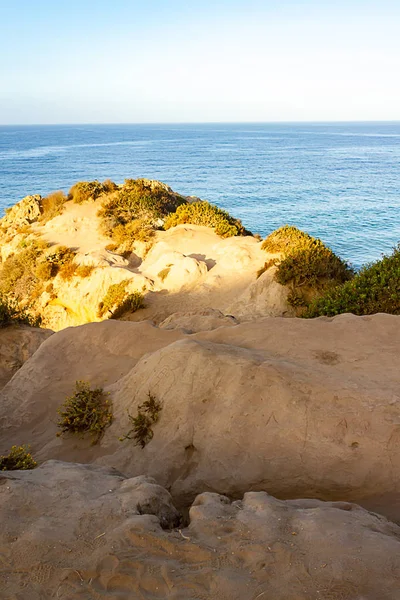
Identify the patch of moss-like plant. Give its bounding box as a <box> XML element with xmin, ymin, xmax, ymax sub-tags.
<box><xmin>164</xmin><ymin>200</ymin><xmax>251</xmax><ymax>238</ymax></box>
<box><xmin>57</xmin><ymin>380</ymin><xmax>112</xmax><ymax>443</ymax></box>
<box><xmin>98</xmin><ymin>280</ymin><xmax>145</xmax><ymax>319</ymax></box>
<box><xmin>0</xmin><ymin>445</ymin><xmax>37</xmax><ymax>470</ymax></box>
<box><xmin>304</xmin><ymin>245</ymin><xmax>400</xmax><ymax>317</ymax></box>
<box><xmin>119</xmin><ymin>393</ymin><xmax>162</xmax><ymax>448</ymax></box>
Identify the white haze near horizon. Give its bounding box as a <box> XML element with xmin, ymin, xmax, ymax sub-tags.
<box><xmin>0</xmin><ymin>0</ymin><xmax>399</xmax><ymax>124</ymax></box>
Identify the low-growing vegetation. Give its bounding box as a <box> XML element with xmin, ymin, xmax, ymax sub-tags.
<box><xmin>97</xmin><ymin>280</ymin><xmax>145</xmax><ymax>319</ymax></box>
<box><xmin>0</xmin><ymin>294</ymin><xmax>41</xmax><ymax>328</ymax></box>
<box><xmin>119</xmin><ymin>393</ymin><xmax>162</xmax><ymax>447</ymax></box>
<box><xmin>164</xmin><ymin>200</ymin><xmax>250</xmax><ymax>238</ymax></box>
<box><xmin>0</xmin><ymin>445</ymin><xmax>37</xmax><ymax>470</ymax></box>
<box><xmin>98</xmin><ymin>178</ymin><xmax>186</xmax><ymax>250</ymax></box>
<box><xmin>75</xmin><ymin>264</ymin><xmax>95</xmax><ymax>277</ymax></box>
<box><xmin>56</xmin><ymin>380</ymin><xmax>112</xmax><ymax>443</ymax></box>
<box><xmin>262</xmin><ymin>226</ymin><xmax>354</xmax><ymax>309</ymax></box>
<box><xmin>305</xmin><ymin>245</ymin><xmax>400</xmax><ymax>317</ymax></box>
<box><xmin>256</xmin><ymin>259</ymin><xmax>277</xmax><ymax>279</ymax></box>
<box><xmin>0</xmin><ymin>239</ymin><xmax>49</xmax><ymax>297</ymax></box>
<box><xmin>68</xmin><ymin>180</ymin><xmax>111</xmax><ymax>204</ymax></box>
<box><xmin>39</xmin><ymin>191</ymin><xmax>68</xmax><ymax>223</ymax></box>
<box><xmin>158</xmin><ymin>267</ymin><xmax>171</xmax><ymax>282</ymax></box>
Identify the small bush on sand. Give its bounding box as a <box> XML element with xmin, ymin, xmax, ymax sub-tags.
<box><xmin>68</xmin><ymin>180</ymin><xmax>109</xmax><ymax>204</ymax></box>
<box><xmin>0</xmin><ymin>445</ymin><xmax>37</xmax><ymax>470</ymax></box>
<box><xmin>305</xmin><ymin>245</ymin><xmax>400</xmax><ymax>317</ymax></box>
<box><xmin>98</xmin><ymin>280</ymin><xmax>145</xmax><ymax>319</ymax></box>
<box><xmin>58</xmin><ymin>262</ymin><xmax>78</xmax><ymax>281</ymax></box>
<box><xmin>119</xmin><ymin>393</ymin><xmax>162</xmax><ymax>448</ymax></box>
<box><xmin>76</xmin><ymin>264</ymin><xmax>95</xmax><ymax>277</ymax></box>
<box><xmin>98</xmin><ymin>178</ymin><xmax>186</xmax><ymax>249</ymax></box>
<box><xmin>56</xmin><ymin>380</ymin><xmax>112</xmax><ymax>443</ymax></box>
<box><xmin>46</xmin><ymin>245</ymin><xmax>76</xmax><ymax>268</ymax></box>
<box><xmin>35</xmin><ymin>261</ymin><xmax>54</xmax><ymax>281</ymax></box>
<box><xmin>39</xmin><ymin>191</ymin><xmax>67</xmax><ymax>223</ymax></box>
<box><xmin>164</xmin><ymin>201</ymin><xmax>250</xmax><ymax>238</ymax></box>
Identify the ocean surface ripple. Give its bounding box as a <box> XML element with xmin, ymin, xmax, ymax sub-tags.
<box><xmin>1</xmin><ymin>122</ymin><xmax>399</xmax><ymax>267</ymax></box>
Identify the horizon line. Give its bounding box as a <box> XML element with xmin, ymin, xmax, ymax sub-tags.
<box><xmin>1</xmin><ymin>119</ymin><xmax>400</xmax><ymax>127</ymax></box>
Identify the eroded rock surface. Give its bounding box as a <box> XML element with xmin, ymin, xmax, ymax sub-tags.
<box><xmin>1</xmin><ymin>461</ymin><xmax>400</xmax><ymax>599</ymax></box>
<box><xmin>1</xmin><ymin>314</ymin><xmax>399</xmax><ymax>521</ymax></box>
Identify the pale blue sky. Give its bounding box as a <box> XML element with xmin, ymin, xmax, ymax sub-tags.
<box><xmin>0</xmin><ymin>0</ymin><xmax>399</xmax><ymax>124</ymax></box>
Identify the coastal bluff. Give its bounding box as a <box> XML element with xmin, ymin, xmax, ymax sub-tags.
<box><xmin>0</xmin><ymin>179</ymin><xmax>399</xmax><ymax>599</ymax></box>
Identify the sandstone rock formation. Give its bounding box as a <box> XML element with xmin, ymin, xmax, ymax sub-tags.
<box><xmin>0</xmin><ymin>325</ymin><xmax>52</xmax><ymax>390</ymax></box>
<box><xmin>1</xmin><ymin>313</ymin><xmax>399</xmax><ymax>522</ymax></box>
<box><xmin>0</xmin><ymin>190</ymin><xmax>291</xmax><ymax>330</ymax></box>
<box><xmin>1</xmin><ymin>460</ymin><xmax>400</xmax><ymax>599</ymax></box>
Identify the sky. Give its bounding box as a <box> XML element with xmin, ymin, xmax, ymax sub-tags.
<box><xmin>0</xmin><ymin>0</ymin><xmax>399</xmax><ymax>124</ymax></box>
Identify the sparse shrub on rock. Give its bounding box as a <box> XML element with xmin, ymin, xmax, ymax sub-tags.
<box><xmin>305</xmin><ymin>244</ymin><xmax>400</xmax><ymax>317</ymax></box>
<box><xmin>0</xmin><ymin>445</ymin><xmax>37</xmax><ymax>470</ymax></box>
<box><xmin>57</xmin><ymin>380</ymin><xmax>112</xmax><ymax>443</ymax></box>
<box><xmin>164</xmin><ymin>200</ymin><xmax>250</xmax><ymax>238</ymax></box>
<box><xmin>120</xmin><ymin>393</ymin><xmax>162</xmax><ymax>448</ymax></box>
<box><xmin>98</xmin><ymin>280</ymin><xmax>145</xmax><ymax>319</ymax></box>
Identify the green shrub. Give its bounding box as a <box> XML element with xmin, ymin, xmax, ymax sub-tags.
<box><xmin>0</xmin><ymin>445</ymin><xmax>37</xmax><ymax>470</ymax></box>
<box><xmin>261</xmin><ymin>226</ymin><xmax>353</xmax><ymax>308</ymax></box>
<box><xmin>56</xmin><ymin>380</ymin><xmax>112</xmax><ymax>443</ymax></box>
<box><xmin>98</xmin><ymin>178</ymin><xmax>186</xmax><ymax>249</ymax></box>
<box><xmin>39</xmin><ymin>191</ymin><xmax>67</xmax><ymax>223</ymax></box>
<box><xmin>97</xmin><ymin>280</ymin><xmax>145</xmax><ymax>319</ymax></box>
<box><xmin>0</xmin><ymin>294</ymin><xmax>41</xmax><ymax>328</ymax></box>
<box><xmin>68</xmin><ymin>180</ymin><xmax>108</xmax><ymax>204</ymax></box>
<box><xmin>305</xmin><ymin>245</ymin><xmax>400</xmax><ymax>317</ymax></box>
<box><xmin>164</xmin><ymin>201</ymin><xmax>250</xmax><ymax>238</ymax></box>
<box><xmin>119</xmin><ymin>393</ymin><xmax>162</xmax><ymax>447</ymax></box>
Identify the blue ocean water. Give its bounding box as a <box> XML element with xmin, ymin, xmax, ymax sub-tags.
<box><xmin>0</xmin><ymin>122</ymin><xmax>399</xmax><ymax>268</ymax></box>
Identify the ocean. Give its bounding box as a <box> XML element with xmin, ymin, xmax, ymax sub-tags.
<box><xmin>0</xmin><ymin>122</ymin><xmax>399</xmax><ymax>268</ymax></box>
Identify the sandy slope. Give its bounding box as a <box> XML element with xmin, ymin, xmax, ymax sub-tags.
<box><xmin>27</xmin><ymin>200</ymin><xmax>292</xmax><ymax>329</ymax></box>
